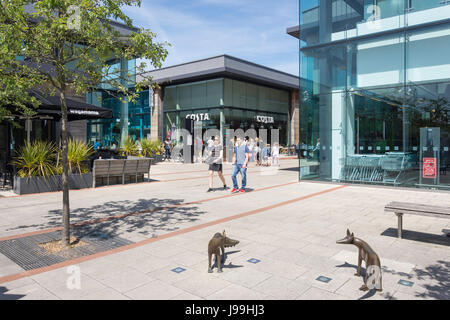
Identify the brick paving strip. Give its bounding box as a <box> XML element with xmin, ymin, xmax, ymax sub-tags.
<box><xmin>0</xmin><ymin>184</ymin><xmax>346</xmax><ymax>284</ymax></box>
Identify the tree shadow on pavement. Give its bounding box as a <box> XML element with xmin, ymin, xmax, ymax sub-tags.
<box><xmin>335</xmin><ymin>262</ymin><xmax>395</xmax><ymax>300</ymax></box>
<box><xmin>0</xmin><ymin>287</ymin><xmax>25</xmax><ymax>300</ymax></box>
<box><xmin>6</xmin><ymin>198</ymin><xmax>208</xmax><ymax>240</ymax></box>
<box><xmin>411</xmin><ymin>260</ymin><xmax>450</xmax><ymax>300</ymax></box>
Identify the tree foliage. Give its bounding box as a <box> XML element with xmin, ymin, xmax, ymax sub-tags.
<box><xmin>0</xmin><ymin>0</ymin><xmax>169</xmax><ymax>245</ymax></box>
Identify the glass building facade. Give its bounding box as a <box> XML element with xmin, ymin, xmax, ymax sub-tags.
<box><xmin>299</xmin><ymin>0</ymin><xmax>450</xmax><ymax>190</ymax></box>
<box><xmin>163</xmin><ymin>78</ymin><xmax>290</xmax><ymax>146</ymax></box>
<box><xmin>86</xmin><ymin>58</ymin><xmax>150</xmax><ymax>147</ymax></box>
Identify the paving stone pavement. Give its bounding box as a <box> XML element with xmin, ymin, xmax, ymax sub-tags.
<box><xmin>0</xmin><ymin>160</ymin><xmax>449</xmax><ymax>300</ymax></box>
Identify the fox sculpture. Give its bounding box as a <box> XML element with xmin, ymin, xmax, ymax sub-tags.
<box><xmin>336</xmin><ymin>229</ymin><xmax>383</xmax><ymax>292</ymax></box>
<box><xmin>208</xmin><ymin>230</ymin><xmax>239</xmax><ymax>273</ymax></box>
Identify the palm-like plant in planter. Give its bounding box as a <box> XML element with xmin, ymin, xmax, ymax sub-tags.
<box><xmin>140</xmin><ymin>138</ymin><xmax>163</xmax><ymax>158</ymax></box>
<box><xmin>12</xmin><ymin>141</ymin><xmax>57</xmax><ymax>178</ymax></box>
<box><xmin>65</xmin><ymin>139</ymin><xmax>94</xmax><ymax>174</ymax></box>
<box><xmin>122</xmin><ymin>136</ymin><xmax>139</xmax><ymax>157</ymax></box>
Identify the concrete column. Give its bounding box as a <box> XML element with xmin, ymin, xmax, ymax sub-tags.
<box><xmin>120</xmin><ymin>58</ymin><xmax>129</xmax><ymax>145</ymax></box>
<box><xmin>150</xmin><ymin>87</ymin><xmax>163</xmax><ymax>141</ymax></box>
<box><xmin>290</xmin><ymin>90</ymin><xmax>300</xmax><ymax>145</ymax></box>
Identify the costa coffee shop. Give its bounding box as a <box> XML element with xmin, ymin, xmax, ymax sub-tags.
<box><xmin>139</xmin><ymin>55</ymin><xmax>300</xmax><ymax>147</ymax></box>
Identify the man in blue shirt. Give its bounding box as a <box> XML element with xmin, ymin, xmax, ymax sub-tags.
<box><xmin>231</xmin><ymin>137</ymin><xmax>250</xmax><ymax>193</ymax></box>
<box><xmin>93</xmin><ymin>140</ymin><xmax>101</xmax><ymax>151</ymax></box>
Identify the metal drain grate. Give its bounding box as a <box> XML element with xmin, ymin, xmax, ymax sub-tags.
<box><xmin>0</xmin><ymin>231</ymin><xmax>134</xmax><ymax>271</ymax></box>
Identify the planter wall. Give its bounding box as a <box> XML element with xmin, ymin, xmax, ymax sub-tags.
<box><xmin>152</xmin><ymin>154</ymin><xmax>164</xmax><ymax>163</ymax></box>
<box><xmin>13</xmin><ymin>173</ymin><xmax>93</xmax><ymax>195</ymax></box>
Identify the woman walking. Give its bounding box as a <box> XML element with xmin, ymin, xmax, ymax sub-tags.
<box><xmin>207</xmin><ymin>137</ymin><xmax>228</xmax><ymax>192</ymax></box>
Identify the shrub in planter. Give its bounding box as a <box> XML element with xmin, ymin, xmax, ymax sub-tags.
<box><xmin>121</xmin><ymin>136</ymin><xmax>139</xmax><ymax>157</ymax></box>
<box><xmin>12</xmin><ymin>140</ymin><xmax>94</xmax><ymax>195</ymax></box>
<box><xmin>140</xmin><ymin>138</ymin><xmax>163</xmax><ymax>158</ymax></box>
<box><xmin>11</xmin><ymin>140</ymin><xmax>57</xmax><ymax>178</ymax></box>
<box><xmin>57</xmin><ymin>139</ymin><xmax>94</xmax><ymax>174</ymax></box>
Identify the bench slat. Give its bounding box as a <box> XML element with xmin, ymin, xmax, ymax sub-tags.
<box><xmin>124</xmin><ymin>160</ymin><xmax>139</xmax><ymax>174</ymax></box>
<box><xmin>137</xmin><ymin>160</ymin><xmax>151</xmax><ymax>173</ymax></box>
<box><xmin>385</xmin><ymin>201</ymin><xmax>450</xmax><ymax>216</ymax></box>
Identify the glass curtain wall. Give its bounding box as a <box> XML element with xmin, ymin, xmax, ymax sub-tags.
<box><xmin>86</xmin><ymin>58</ymin><xmax>139</xmax><ymax>148</ymax></box>
<box><xmin>299</xmin><ymin>0</ymin><xmax>450</xmax><ymax>189</ymax></box>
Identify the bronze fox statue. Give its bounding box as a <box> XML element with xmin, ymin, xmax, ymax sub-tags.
<box><xmin>336</xmin><ymin>229</ymin><xmax>383</xmax><ymax>292</ymax></box>
<box><xmin>208</xmin><ymin>230</ymin><xmax>239</xmax><ymax>273</ymax></box>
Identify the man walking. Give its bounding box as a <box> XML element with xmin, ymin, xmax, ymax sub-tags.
<box><xmin>231</xmin><ymin>137</ymin><xmax>250</xmax><ymax>193</ymax></box>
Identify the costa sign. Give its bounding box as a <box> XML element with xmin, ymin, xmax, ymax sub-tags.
<box><xmin>255</xmin><ymin>115</ymin><xmax>274</xmax><ymax>124</ymax></box>
<box><xmin>186</xmin><ymin>113</ymin><xmax>210</xmax><ymax>121</ymax></box>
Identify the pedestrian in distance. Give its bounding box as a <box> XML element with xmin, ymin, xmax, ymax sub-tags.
<box><xmin>255</xmin><ymin>137</ymin><xmax>261</xmax><ymax>166</ymax></box>
<box><xmin>207</xmin><ymin>137</ymin><xmax>228</xmax><ymax>192</ymax></box>
<box><xmin>231</xmin><ymin>137</ymin><xmax>250</xmax><ymax>193</ymax></box>
<box><xmin>272</xmin><ymin>142</ymin><xmax>280</xmax><ymax>167</ymax></box>
<box><xmin>164</xmin><ymin>139</ymin><xmax>171</xmax><ymax>161</ymax></box>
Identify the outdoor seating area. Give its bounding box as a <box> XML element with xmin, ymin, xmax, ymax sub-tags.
<box><xmin>92</xmin><ymin>158</ymin><xmax>151</xmax><ymax>188</ymax></box>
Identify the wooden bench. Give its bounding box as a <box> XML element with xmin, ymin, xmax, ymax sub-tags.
<box><xmin>92</xmin><ymin>158</ymin><xmax>151</xmax><ymax>188</ymax></box>
<box><xmin>384</xmin><ymin>201</ymin><xmax>450</xmax><ymax>238</ymax></box>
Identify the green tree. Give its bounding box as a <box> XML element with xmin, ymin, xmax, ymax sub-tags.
<box><xmin>0</xmin><ymin>0</ymin><xmax>169</xmax><ymax>246</ymax></box>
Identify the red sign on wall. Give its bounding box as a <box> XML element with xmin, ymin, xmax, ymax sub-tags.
<box><xmin>423</xmin><ymin>158</ymin><xmax>437</xmax><ymax>179</ymax></box>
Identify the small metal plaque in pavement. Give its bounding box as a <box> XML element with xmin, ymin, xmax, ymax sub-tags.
<box><xmin>316</xmin><ymin>276</ymin><xmax>332</xmax><ymax>283</ymax></box>
<box><xmin>247</xmin><ymin>258</ymin><xmax>261</xmax><ymax>264</ymax></box>
<box><xmin>398</xmin><ymin>280</ymin><xmax>414</xmax><ymax>287</ymax></box>
<box><xmin>171</xmin><ymin>267</ymin><xmax>186</xmax><ymax>274</ymax></box>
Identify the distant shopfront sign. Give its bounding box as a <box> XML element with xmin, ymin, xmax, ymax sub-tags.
<box><xmin>255</xmin><ymin>115</ymin><xmax>274</xmax><ymax>124</ymax></box>
<box><xmin>186</xmin><ymin>113</ymin><xmax>210</xmax><ymax>121</ymax></box>
<box><xmin>423</xmin><ymin>157</ymin><xmax>437</xmax><ymax>179</ymax></box>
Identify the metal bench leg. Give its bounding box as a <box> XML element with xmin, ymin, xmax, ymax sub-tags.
<box><xmin>395</xmin><ymin>212</ymin><xmax>403</xmax><ymax>238</ymax></box>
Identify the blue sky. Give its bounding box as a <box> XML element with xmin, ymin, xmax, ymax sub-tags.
<box><xmin>123</xmin><ymin>0</ymin><xmax>299</xmax><ymax>76</ymax></box>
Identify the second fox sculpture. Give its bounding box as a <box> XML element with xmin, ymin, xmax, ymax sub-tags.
<box><xmin>208</xmin><ymin>230</ymin><xmax>239</xmax><ymax>273</ymax></box>
<box><xmin>336</xmin><ymin>229</ymin><xmax>383</xmax><ymax>292</ymax></box>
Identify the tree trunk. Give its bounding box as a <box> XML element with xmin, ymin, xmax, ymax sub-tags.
<box><xmin>60</xmin><ymin>88</ymin><xmax>71</xmax><ymax>246</ymax></box>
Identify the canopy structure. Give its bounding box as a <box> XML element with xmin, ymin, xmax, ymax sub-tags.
<box><xmin>28</xmin><ymin>89</ymin><xmax>113</xmax><ymax>122</ymax></box>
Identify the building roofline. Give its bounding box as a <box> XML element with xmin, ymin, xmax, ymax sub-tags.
<box><xmin>107</xmin><ymin>19</ymin><xmax>140</xmax><ymax>33</ymax></box>
<box><xmin>143</xmin><ymin>54</ymin><xmax>299</xmax><ymax>79</ymax></box>
<box><xmin>287</xmin><ymin>25</ymin><xmax>300</xmax><ymax>39</ymax></box>
<box><xmin>138</xmin><ymin>55</ymin><xmax>299</xmax><ymax>90</ymax></box>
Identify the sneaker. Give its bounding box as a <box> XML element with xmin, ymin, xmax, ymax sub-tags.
<box><xmin>231</xmin><ymin>188</ymin><xmax>239</xmax><ymax>193</ymax></box>
<box><xmin>223</xmin><ymin>185</ymin><xmax>229</xmax><ymax>190</ymax></box>
<box><xmin>239</xmin><ymin>189</ymin><xmax>246</xmax><ymax>193</ymax></box>
<box><xmin>207</xmin><ymin>188</ymin><xmax>213</xmax><ymax>193</ymax></box>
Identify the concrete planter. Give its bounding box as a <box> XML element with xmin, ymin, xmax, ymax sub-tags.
<box><xmin>13</xmin><ymin>173</ymin><xmax>93</xmax><ymax>195</ymax></box>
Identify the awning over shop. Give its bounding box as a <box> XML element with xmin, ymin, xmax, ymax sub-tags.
<box><xmin>28</xmin><ymin>89</ymin><xmax>113</xmax><ymax>122</ymax></box>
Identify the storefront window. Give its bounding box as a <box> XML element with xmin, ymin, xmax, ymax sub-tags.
<box><xmin>299</xmin><ymin>1</ymin><xmax>450</xmax><ymax>190</ymax></box>
<box><xmin>162</xmin><ymin>78</ymin><xmax>291</xmax><ymax>148</ymax></box>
